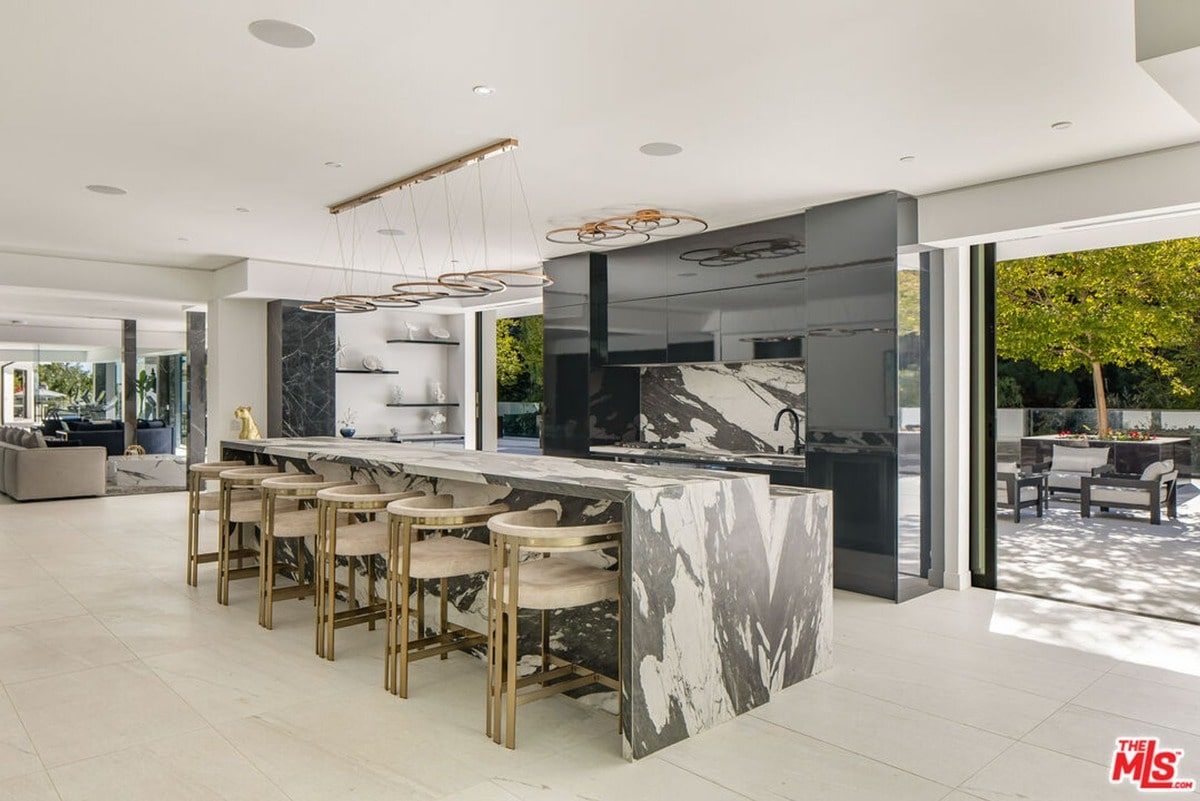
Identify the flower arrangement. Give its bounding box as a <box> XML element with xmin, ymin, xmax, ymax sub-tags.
<box><xmin>1102</xmin><ymin>429</ymin><xmax>1157</xmax><ymax>441</ymax></box>
<box><xmin>338</xmin><ymin>407</ymin><xmax>357</xmax><ymax>428</ymax></box>
<box><xmin>1055</xmin><ymin>427</ymin><xmax>1091</xmax><ymax>439</ymax></box>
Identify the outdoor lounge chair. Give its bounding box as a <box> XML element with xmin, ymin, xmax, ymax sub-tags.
<box><xmin>1080</xmin><ymin>459</ymin><xmax>1178</xmax><ymax>525</ymax></box>
<box><xmin>1042</xmin><ymin>444</ymin><xmax>1112</xmax><ymax>499</ymax></box>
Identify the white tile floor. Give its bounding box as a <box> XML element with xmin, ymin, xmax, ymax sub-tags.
<box><xmin>1</xmin><ymin>492</ymin><xmax>1199</xmax><ymax>800</ymax></box>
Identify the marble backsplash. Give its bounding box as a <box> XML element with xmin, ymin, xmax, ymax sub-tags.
<box><xmin>639</xmin><ymin>361</ymin><xmax>806</xmax><ymax>453</ymax></box>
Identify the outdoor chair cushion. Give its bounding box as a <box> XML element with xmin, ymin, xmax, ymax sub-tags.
<box><xmin>1051</xmin><ymin>445</ymin><xmax>1110</xmax><ymax>473</ymax></box>
<box><xmin>1140</xmin><ymin>460</ymin><xmax>1174</xmax><ymax>481</ymax></box>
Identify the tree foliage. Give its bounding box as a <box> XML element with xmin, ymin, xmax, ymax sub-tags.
<box><xmin>496</xmin><ymin>315</ymin><xmax>544</xmax><ymax>403</ymax></box>
<box><xmin>996</xmin><ymin>237</ymin><xmax>1200</xmax><ymax>433</ymax></box>
<box><xmin>38</xmin><ymin>362</ymin><xmax>92</xmax><ymax>403</ymax></box>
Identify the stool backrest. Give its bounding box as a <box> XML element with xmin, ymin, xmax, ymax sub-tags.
<box><xmin>261</xmin><ymin>474</ymin><xmax>353</xmax><ymax>497</ymax></box>
<box><xmin>387</xmin><ymin>493</ymin><xmax>508</xmax><ymax>521</ymax></box>
<box><xmin>316</xmin><ymin>484</ymin><xmax>423</xmax><ymax>509</ymax></box>
<box><xmin>487</xmin><ymin>510</ymin><xmax>622</xmax><ymax>553</ymax></box>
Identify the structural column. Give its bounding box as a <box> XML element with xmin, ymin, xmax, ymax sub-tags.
<box><xmin>186</xmin><ymin>311</ymin><xmax>206</xmax><ymax>467</ymax></box>
<box><xmin>122</xmin><ymin>319</ymin><xmax>136</xmax><ymax>451</ymax></box>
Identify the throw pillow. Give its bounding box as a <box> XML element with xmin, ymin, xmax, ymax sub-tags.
<box><xmin>1140</xmin><ymin>460</ymin><xmax>1174</xmax><ymax>481</ymax></box>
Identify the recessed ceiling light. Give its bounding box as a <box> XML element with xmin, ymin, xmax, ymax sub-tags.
<box><xmin>639</xmin><ymin>142</ymin><xmax>684</xmax><ymax>157</ymax></box>
<box><xmin>248</xmin><ymin>19</ymin><xmax>316</xmax><ymax>49</ymax></box>
<box><xmin>472</xmin><ymin>85</ymin><xmax>496</xmax><ymax>96</ymax></box>
<box><xmin>678</xmin><ymin>272</ymin><xmax>697</xmax><ymax>277</ymax></box>
<box><xmin>1050</xmin><ymin>120</ymin><xmax>1073</xmax><ymax>131</ymax></box>
<box><xmin>899</xmin><ymin>155</ymin><xmax>916</xmax><ymax>163</ymax></box>
<box><xmin>377</xmin><ymin>228</ymin><xmax>405</xmax><ymax>236</ymax></box>
<box><xmin>177</xmin><ymin>237</ymin><xmax>190</xmax><ymax>243</ymax></box>
<box><xmin>86</xmin><ymin>184</ymin><xmax>126</xmax><ymax>195</ymax></box>
<box><xmin>235</xmin><ymin>207</ymin><xmax>250</xmax><ymax>213</ymax></box>
<box><xmin>324</xmin><ymin>161</ymin><xmax>342</xmax><ymax>168</ymax></box>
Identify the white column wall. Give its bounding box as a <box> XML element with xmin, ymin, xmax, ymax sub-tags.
<box><xmin>939</xmin><ymin>246</ymin><xmax>971</xmax><ymax>590</ymax></box>
<box><xmin>477</xmin><ymin>310</ymin><xmax>498</xmax><ymax>451</ymax></box>
<box><xmin>206</xmin><ymin>297</ymin><xmax>268</xmax><ymax>460</ymax></box>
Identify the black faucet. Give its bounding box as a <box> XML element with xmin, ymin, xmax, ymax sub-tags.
<box><xmin>772</xmin><ymin>407</ymin><xmax>805</xmax><ymax>455</ymax></box>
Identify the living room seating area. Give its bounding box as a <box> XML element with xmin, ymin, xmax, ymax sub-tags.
<box><xmin>0</xmin><ymin>425</ymin><xmax>106</xmax><ymax>501</ymax></box>
<box><xmin>40</xmin><ymin>416</ymin><xmax>176</xmax><ymax>456</ymax></box>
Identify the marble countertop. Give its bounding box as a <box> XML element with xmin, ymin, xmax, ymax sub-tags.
<box><xmin>591</xmin><ymin>444</ymin><xmax>807</xmax><ymax>471</ymax></box>
<box><xmin>222</xmin><ymin>437</ymin><xmax>823</xmax><ymax>501</ymax></box>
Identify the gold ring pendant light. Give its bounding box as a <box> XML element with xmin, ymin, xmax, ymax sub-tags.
<box><xmin>545</xmin><ymin>209</ymin><xmax>708</xmax><ymax>248</ymax></box>
<box><xmin>302</xmin><ymin>138</ymin><xmax>551</xmax><ymax>313</ymax></box>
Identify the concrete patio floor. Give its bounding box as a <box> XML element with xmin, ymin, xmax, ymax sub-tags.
<box><xmin>997</xmin><ymin>481</ymin><xmax>1200</xmax><ymax>625</ymax></box>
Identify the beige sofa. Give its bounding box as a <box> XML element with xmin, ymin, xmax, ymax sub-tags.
<box><xmin>0</xmin><ymin>426</ymin><xmax>106</xmax><ymax>501</ymax></box>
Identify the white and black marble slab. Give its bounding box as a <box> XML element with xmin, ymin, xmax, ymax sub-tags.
<box><xmin>639</xmin><ymin>362</ymin><xmax>806</xmax><ymax>453</ymax></box>
<box><xmin>592</xmin><ymin>444</ymin><xmax>806</xmax><ymax>472</ymax></box>
<box><xmin>221</xmin><ymin>437</ymin><xmax>832</xmax><ymax>760</ymax></box>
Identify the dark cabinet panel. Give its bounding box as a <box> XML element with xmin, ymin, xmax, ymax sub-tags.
<box><xmin>716</xmin><ymin>281</ymin><xmax>806</xmax><ymax>363</ymax></box>
<box><xmin>608</xmin><ymin>297</ymin><xmax>668</xmax><ymax>365</ymax></box>
<box><xmin>543</xmin><ymin>253</ymin><xmax>591</xmax><ymax>310</ymax></box>
<box><xmin>606</xmin><ymin>243</ymin><xmax>667</xmax><ymax>304</ymax></box>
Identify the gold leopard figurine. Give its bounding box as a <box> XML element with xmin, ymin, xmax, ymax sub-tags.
<box><xmin>234</xmin><ymin>406</ymin><xmax>262</xmax><ymax>440</ymax></box>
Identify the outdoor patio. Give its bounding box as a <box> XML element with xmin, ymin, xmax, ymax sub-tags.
<box><xmin>997</xmin><ymin>481</ymin><xmax>1200</xmax><ymax>625</ymax></box>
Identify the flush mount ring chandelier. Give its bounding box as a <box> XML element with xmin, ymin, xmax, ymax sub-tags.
<box><xmin>679</xmin><ymin>237</ymin><xmax>805</xmax><ymax>267</ymax></box>
<box><xmin>302</xmin><ymin>138</ymin><xmax>551</xmax><ymax>313</ymax></box>
<box><xmin>546</xmin><ymin>209</ymin><xmax>708</xmax><ymax>247</ymax></box>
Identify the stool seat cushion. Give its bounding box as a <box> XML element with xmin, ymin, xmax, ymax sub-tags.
<box><xmin>495</xmin><ymin>558</ymin><xmax>618</xmax><ymax>610</ymax></box>
<box><xmin>228</xmin><ymin>498</ymin><xmax>296</xmax><ymax>523</ymax></box>
<box><xmin>328</xmin><ymin>520</ymin><xmax>389</xmax><ymax>556</ymax></box>
<box><xmin>197</xmin><ymin>489</ymin><xmax>258</xmax><ymax>511</ymax></box>
<box><xmin>406</xmin><ymin>537</ymin><xmax>490</xmax><ymax>579</ymax></box>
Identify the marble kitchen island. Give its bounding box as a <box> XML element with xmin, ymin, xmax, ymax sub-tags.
<box><xmin>222</xmin><ymin>437</ymin><xmax>832</xmax><ymax>759</ymax></box>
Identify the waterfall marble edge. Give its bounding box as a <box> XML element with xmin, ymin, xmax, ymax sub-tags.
<box><xmin>220</xmin><ymin>437</ymin><xmax>832</xmax><ymax>760</ymax></box>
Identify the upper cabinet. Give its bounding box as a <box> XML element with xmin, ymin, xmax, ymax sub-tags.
<box><xmin>602</xmin><ymin>212</ymin><xmax>807</xmax><ymax>364</ymax></box>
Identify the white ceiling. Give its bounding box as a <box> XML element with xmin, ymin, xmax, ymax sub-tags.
<box><xmin>0</xmin><ymin>1</ymin><xmax>1197</xmax><ymax>281</ymax></box>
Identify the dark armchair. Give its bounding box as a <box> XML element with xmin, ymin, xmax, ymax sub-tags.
<box><xmin>1080</xmin><ymin>459</ymin><xmax>1178</xmax><ymax>525</ymax></box>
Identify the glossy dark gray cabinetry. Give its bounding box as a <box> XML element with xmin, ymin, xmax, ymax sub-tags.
<box><xmin>607</xmin><ymin>213</ymin><xmax>807</xmax><ymax>365</ymax></box>
<box><xmin>542</xmin><ymin>301</ymin><xmax>590</xmax><ymax>456</ymax></box>
<box><xmin>804</xmin><ymin>192</ymin><xmax>904</xmax><ymax>600</ymax></box>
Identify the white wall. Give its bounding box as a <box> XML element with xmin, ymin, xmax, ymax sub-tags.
<box><xmin>206</xmin><ymin>298</ymin><xmax>268</xmax><ymax>459</ymax></box>
<box><xmin>335</xmin><ymin>309</ymin><xmax>467</xmax><ymax>439</ymax></box>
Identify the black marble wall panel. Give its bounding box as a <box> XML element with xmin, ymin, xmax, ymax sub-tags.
<box><xmin>186</xmin><ymin>311</ymin><xmax>206</xmax><ymax>467</ymax></box>
<box><xmin>268</xmin><ymin>301</ymin><xmax>335</xmax><ymax>438</ymax></box>
<box><xmin>640</xmin><ymin>361</ymin><xmax>806</xmax><ymax>452</ymax></box>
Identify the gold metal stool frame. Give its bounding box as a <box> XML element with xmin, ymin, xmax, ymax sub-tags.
<box><xmin>216</xmin><ymin>465</ymin><xmax>283</xmax><ymax>605</ymax></box>
<box><xmin>186</xmin><ymin>460</ymin><xmax>247</xmax><ymax>586</ymax></box>
<box><xmin>486</xmin><ymin>510</ymin><xmax>623</xmax><ymax>749</ymax></box>
<box><xmin>315</xmin><ymin>485</ymin><xmax>422</xmax><ymax>660</ymax></box>
<box><xmin>258</xmin><ymin>474</ymin><xmax>353</xmax><ymax>629</ymax></box>
<box><xmin>384</xmin><ymin>495</ymin><xmax>509</xmax><ymax>698</ymax></box>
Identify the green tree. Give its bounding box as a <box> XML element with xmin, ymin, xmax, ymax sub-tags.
<box><xmin>496</xmin><ymin>320</ymin><xmax>523</xmax><ymax>400</ymax></box>
<box><xmin>38</xmin><ymin>362</ymin><xmax>92</xmax><ymax>404</ymax></box>
<box><xmin>997</xmin><ymin>237</ymin><xmax>1200</xmax><ymax>436</ymax></box>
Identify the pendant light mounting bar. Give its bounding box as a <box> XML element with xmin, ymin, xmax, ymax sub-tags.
<box><xmin>328</xmin><ymin>138</ymin><xmax>519</xmax><ymax>215</ymax></box>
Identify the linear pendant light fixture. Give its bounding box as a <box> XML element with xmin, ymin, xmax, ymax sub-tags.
<box><xmin>302</xmin><ymin>138</ymin><xmax>551</xmax><ymax>313</ymax></box>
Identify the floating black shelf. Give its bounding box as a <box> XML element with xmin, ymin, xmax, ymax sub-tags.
<box><xmin>386</xmin><ymin>338</ymin><xmax>460</xmax><ymax>346</ymax></box>
<box><xmin>387</xmin><ymin>402</ymin><xmax>459</xmax><ymax>408</ymax></box>
<box><xmin>336</xmin><ymin>369</ymin><xmax>400</xmax><ymax>375</ymax></box>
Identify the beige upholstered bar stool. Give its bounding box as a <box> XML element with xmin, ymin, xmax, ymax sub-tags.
<box><xmin>216</xmin><ymin>465</ymin><xmax>293</xmax><ymax>605</ymax></box>
<box><xmin>186</xmin><ymin>460</ymin><xmax>249</xmax><ymax>585</ymax></box>
<box><xmin>485</xmin><ymin>509</ymin><xmax>623</xmax><ymax>748</ymax></box>
<box><xmin>315</xmin><ymin>484</ymin><xmax>423</xmax><ymax>660</ymax></box>
<box><xmin>258</xmin><ymin>474</ymin><xmax>354</xmax><ymax>629</ymax></box>
<box><xmin>384</xmin><ymin>494</ymin><xmax>509</xmax><ymax>697</ymax></box>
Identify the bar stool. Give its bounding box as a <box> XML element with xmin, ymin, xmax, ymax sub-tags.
<box><xmin>486</xmin><ymin>509</ymin><xmax>622</xmax><ymax>748</ymax></box>
<box><xmin>258</xmin><ymin>474</ymin><xmax>354</xmax><ymax>629</ymax></box>
<box><xmin>216</xmin><ymin>465</ymin><xmax>294</xmax><ymax>605</ymax></box>
<box><xmin>315</xmin><ymin>484</ymin><xmax>423</xmax><ymax>660</ymax></box>
<box><xmin>384</xmin><ymin>494</ymin><xmax>509</xmax><ymax>697</ymax></box>
<box><xmin>186</xmin><ymin>460</ymin><xmax>248</xmax><ymax>585</ymax></box>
